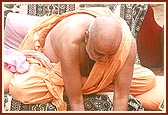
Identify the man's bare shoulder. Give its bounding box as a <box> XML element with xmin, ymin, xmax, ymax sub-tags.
<box><xmin>44</xmin><ymin>14</ymin><xmax>95</xmax><ymax>62</ymax></box>
<box><xmin>51</xmin><ymin>15</ymin><xmax>95</xmax><ymax>48</ymax></box>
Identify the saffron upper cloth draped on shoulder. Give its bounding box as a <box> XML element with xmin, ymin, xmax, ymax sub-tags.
<box><xmin>17</xmin><ymin>7</ymin><xmax>132</xmax><ymax>94</ymax></box>
<box><xmin>9</xmin><ymin>7</ymin><xmax>156</xmax><ymax>111</ymax></box>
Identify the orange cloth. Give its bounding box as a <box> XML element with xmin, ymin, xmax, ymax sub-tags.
<box><xmin>9</xmin><ymin>50</ymin><xmax>66</xmax><ymax>111</ymax></box>
<box><xmin>82</xmin><ymin>13</ymin><xmax>133</xmax><ymax>94</ymax></box>
<box><xmin>9</xmin><ymin>7</ymin><xmax>156</xmax><ymax>110</ymax></box>
<box><xmin>135</xmin><ymin>76</ymin><xmax>165</xmax><ymax>110</ymax></box>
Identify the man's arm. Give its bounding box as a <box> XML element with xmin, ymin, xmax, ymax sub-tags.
<box><xmin>113</xmin><ymin>39</ymin><xmax>137</xmax><ymax>111</ymax></box>
<box><xmin>59</xmin><ymin>41</ymin><xmax>85</xmax><ymax>111</ymax></box>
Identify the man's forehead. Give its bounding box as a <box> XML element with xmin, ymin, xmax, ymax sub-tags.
<box><xmin>92</xmin><ymin>40</ymin><xmax>118</xmax><ymax>55</ymax></box>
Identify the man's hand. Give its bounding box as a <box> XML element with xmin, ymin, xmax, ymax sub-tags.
<box><xmin>70</xmin><ymin>103</ymin><xmax>85</xmax><ymax>111</ymax></box>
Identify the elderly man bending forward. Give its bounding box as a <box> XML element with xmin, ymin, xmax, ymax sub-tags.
<box><xmin>4</xmin><ymin>7</ymin><xmax>160</xmax><ymax>111</ymax></box>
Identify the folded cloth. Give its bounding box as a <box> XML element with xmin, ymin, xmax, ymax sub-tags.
<box><xmin>4</xmin><ymin>48</ymin><xmax>29</xmax><ymax>73</ymax></box>
<box><xmin>9</xmin><ymin>50</ymin><xmax>67</xmax><ymax>111</ymax></box>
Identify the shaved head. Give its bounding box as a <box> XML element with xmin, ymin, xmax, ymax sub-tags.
<box><xmin>86</xmin><ymin>15</ymin><xmax>122</xmax><ymax>61</ymax></box>
<box><xmin>89</xmin><ymin>15</ymin><xmax>122</xmax><ymax>48</ymax></box>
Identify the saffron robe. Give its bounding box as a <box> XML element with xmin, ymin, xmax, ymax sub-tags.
<box><xmin>9</xmin><ymin>7</ymin><xmax>156</xmax><ymax>111</ymax></box>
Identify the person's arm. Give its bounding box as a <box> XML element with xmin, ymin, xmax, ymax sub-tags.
<box><xmin>113</xmin><ymin>39</ymin><xmax>137</xmax><ymax>111</ymax></box>
<box><xmin>59</xmin><ymin>41</ymin><xmax>85</xmax><ymax>111</ymax></box>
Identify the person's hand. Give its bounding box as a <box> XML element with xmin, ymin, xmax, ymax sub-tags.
<box><xmin>70</xmin><ymin>103</ymin><xmax>85</xmax><ymax>111</ymax></box>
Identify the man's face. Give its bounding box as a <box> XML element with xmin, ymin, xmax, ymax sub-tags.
<box><xmin>86</xmin><ymin>38</ymin><xmax>115</xmax><ymax>62</ymax></box>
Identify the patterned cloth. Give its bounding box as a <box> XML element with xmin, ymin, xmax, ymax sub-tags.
<box><xmin>4</xmin><ymin>93</ymin><xmax>144</xmax><ymax>111</ymax></box>
<box><xmin>120</xmin><ymin>4</ymin><xmax>148</xmax><ymax>39</ymax></box>
<box><xmin>27</xmin><ymin>4</ymin><xmax>76</xmax><ymax>16</ymax></box>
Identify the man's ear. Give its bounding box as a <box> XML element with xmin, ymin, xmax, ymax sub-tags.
<box><xmin>84</xmin><ymin>31</ymin><xmax>89</xmax><ymax>44</ymax></box>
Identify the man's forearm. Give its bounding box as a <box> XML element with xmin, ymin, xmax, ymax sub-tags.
<box><xmin>63</xmin><ymin>74</ymin><xmax>85</xmax><ymax>111</ymax></box>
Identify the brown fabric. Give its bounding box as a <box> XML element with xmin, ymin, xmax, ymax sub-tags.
<box><xmin>137</xmin><ymin>4</ymin><xmax>163</xmax><ymax>68</ymax></box>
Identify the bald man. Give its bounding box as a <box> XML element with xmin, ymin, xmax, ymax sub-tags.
<box><xmin>43</xmin><ymin>14</ymin><xmax>136</xmax><ymax>111</ymax></box>
<box><xmin>6</xmin><ymin>8</ymin><xmax>157</xmax><ymax>111</ymax></box>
